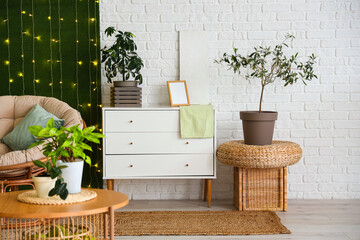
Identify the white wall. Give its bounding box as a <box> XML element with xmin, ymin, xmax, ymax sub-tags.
<box><xmin>100</xmin><ymin>0</ymin><xmax>360</xmax><ymax>200</ymax></box>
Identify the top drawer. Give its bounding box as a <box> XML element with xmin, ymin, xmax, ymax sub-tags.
<box><xmin>104</xmin><ymin>110</ymin><xmax>179</xmax><ymax>133</ymax></box>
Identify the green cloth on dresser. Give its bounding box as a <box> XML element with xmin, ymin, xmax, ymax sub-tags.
<box><xmin>180</xmin><ymin>105</ymin><xmax>214</xmax><ymax>138</ymax></box>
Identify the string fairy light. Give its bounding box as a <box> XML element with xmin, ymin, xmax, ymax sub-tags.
<box><xmin>75</xmin><ymin>0</ymin><xmax>79</xmax><ymax>108</ymax></box>
<box><xmin>48</xmin><ymin>0</ymin><xmax>54</xmax><ymax>96</ymax></box>
<box><xmin>20</xmin><ymin>0</ymin><xmax>25</xmax><ymax>94</ymax></box>
<box><xmin>93</xmin><ymin>0</ymin><xmax>101</xmax><ymax>185</ymax></box>
<box><xmin>87</xmin><ymin>0</ymin><xmax>93</xmax><ymax>125</ymax></box>
<box><xmin>4</xmin><ymin>0</ymin><xmax>13</xmax><ymax>95</ymax></box>
<box><xmin>58</xmin><ymin>0</ymin><xmax>63</xmax><ymax>99</ymax></box>
<box><xmin>31</xmin><ymin>0</ymin><xmax>36</xmax><ymax>95</ymax></box>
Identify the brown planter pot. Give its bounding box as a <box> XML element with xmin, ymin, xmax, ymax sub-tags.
<box><xmin>113</xmin><ymin>81</ymin><xmax>138</xmax><ymax>87</ymax></box>
<box><xmin>240</xmin><ymin>111</ymin><xmax>278</xmax><ymax>146</ymax></box>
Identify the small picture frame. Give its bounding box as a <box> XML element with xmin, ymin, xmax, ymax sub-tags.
<box><xmin>167</xmin><ymin>80</ymin><xmax>190</xmax><ymax>107</ymax></box>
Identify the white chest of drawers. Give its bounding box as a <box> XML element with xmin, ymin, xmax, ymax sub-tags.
<box><xmin>102</xmin><ymin>107</ymin><xmax>216</xmax><ymax>206</ymax></box>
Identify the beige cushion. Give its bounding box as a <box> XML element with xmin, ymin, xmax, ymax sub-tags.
<box><xmin>0</xmin><ymin>95</ymin><xmax>83</xmax><ymax>166</ymax></box>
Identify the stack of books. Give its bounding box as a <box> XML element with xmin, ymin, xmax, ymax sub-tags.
<box><xmin>111</xmin><ymin>87</ymin><xmax>142</xmax><ymax>107</ymax></box>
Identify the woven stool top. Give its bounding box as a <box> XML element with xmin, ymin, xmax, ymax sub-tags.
<box><xmin>217</xmin><ymin>140</ymin><xmax>302</xmax><ymax>169</ymax></box>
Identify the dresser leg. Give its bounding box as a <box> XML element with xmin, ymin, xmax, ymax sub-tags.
<box><xmin>205</xmin><ymin>179</ymin><xmax>212</xmax><ymax>208</ymax></box>
<box><xmin>107</xmin><ymin>179</ymin><xmax>114</xmax><ymax>191</ymax></box>
<box><xmin>204</xmin><ymin>179</ymin><xmax>208</xmax><ymax>201</ymax></box>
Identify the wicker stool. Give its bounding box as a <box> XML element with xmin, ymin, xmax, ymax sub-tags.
<box><xmin>217</xmin><ymin>140</ymin><xmax>302</xmax><ymax>211</ymax></box>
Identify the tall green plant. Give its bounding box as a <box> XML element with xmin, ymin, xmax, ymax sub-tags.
<box><xmin>29</xmin><ymin>118</ymin><xmax>105</xmax><ymax>200</ymax></box>
<box><xmin>101</xmin><ymin>26</ymin><xmax>144</xmax><ymax>84</ymax></box>
<box><xmin>216</xmin><ymin>34</ymin><xmax>317</xmax><ymax>112</ymax></box>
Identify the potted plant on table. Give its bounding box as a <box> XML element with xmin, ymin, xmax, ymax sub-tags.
<box><xmin>216</xmin><ymin>34</ymin><xmax>317</xmax><ymax>145</ymax></box>
<box><xmin>32</xmin><ymin>156</ymin><xmax>68</xmax><ymax>200</ymax></box>
<box><xmin>29</xmin><ymin>118</ymin><xmax>105</xmax><ymax>197</ymax></box>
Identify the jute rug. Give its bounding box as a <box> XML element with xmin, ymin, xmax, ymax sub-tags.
<box><xmin>113</xmin><ymin>211</ymin><xmax>291</xmax><ymax>236</ymax></box>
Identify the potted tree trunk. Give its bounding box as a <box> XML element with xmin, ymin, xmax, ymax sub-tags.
<box><xmin>216</xmin><ymin>34</ymin><xmax>317</xmax><ymax>145</ymax></box>
<box><xmin>101</xmin><ymin>27</ymin><xmax>144</xmax><ymax>107</ymax></box>
<box><xmin>29</xmin><ymin>118</ymin><xmax>105</xmax><ymax>194</ymax></box>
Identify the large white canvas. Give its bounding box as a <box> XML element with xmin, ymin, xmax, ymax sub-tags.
<box><xmin>179</xmin><ymin>31</ymin><xmax>209</xmax><ymax>104</ymax></box>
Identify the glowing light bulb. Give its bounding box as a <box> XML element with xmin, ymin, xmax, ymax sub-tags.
<box><xmin>34</xmin><ymin>36</ymin><xmax>41</xmax><ymax>40</ymax></box>
<box><xmin>87</xmin><ymin>103</ymin><xmax>91</xmax><ymax>107</ymax></box>
<box><xmin>49</xmin><ymin>83</ymin><xmax>52</xmax><ymax>86</ymax></box>
<box><xmin>4</xmin><ymin>60</ymin><xmax>9</xmax><ymax>65</ymax></box>
<box><xmin>34</xmin><ymin>79</ymin><xmax>40</xmax><ymax>83</ymax></box>
<box><xmin>98</xmin><ymin>104</ymin><xmax>102</xmax><ymax>108</ymax></box>
<box><xmin>21</xmin><ymin>54</ymin><xmax>24</xmax><ymax>58</ymax></box>
<box><xmin>21</xmin><ymin>11</ymin><xmax>26</xmax><ymax>14</ymax></box>
<box><xmin>3</xmin><ymin>19</ymin><xmax>8</xmax><ymax>23</ymax></box>
<box><xmin>76</xmin><ymin>40</ymin><xmax>79</xmax><ymax>43</ymax></box>
<box><xmin>59</xmin><ymin>81</ymin><xmax>63</xmax><ymax>84</ymax></box>
<box><xmin>47</xmin><ymin>60</ymin><xmax>52</xmax><ymax>62</ymax></box>
<box><xmin>48</xmin><ymin>16</ymin><xmax>51</xmax><ymax>20</ymax></box>
<box><xmin>18</xmin><ymin>72</ymin><xmax>23</xmax><ymax>77</ymax></box>
<box><xmin>32</xmin><ymin>59</ymin><xmax>35</xmax><ymax>63</ymax></box>
<box><xmin>29</xmin><ymin>14</ymin><xmax>32</xmax><ymax>17</ymax></box>
<box><xmin>5</xmin><ymin>39</ymin><xmax>9</xmax><ymax>44</ymax></box>
<box><xmin>73</xmin><ymin>83</ymin><xmax>77</xmax><ymax>86</ymax></box>
<box><xmin>92</xmin><ymin>60</ymin><xmax>98</xmax><ymax>66</ymax></box>
<box><xmin>90</xmin><ymin>18</ymin><xmax>95</xmax><ymax>22</ymax></box>
<box><xmin>9</xmin><ymin>79</ymin><xmax>13</xmax><ymax>83</ymax></box>
<box><xmin>60</xmin><ymin>18</ymin><xmax>64</xmax><ymax>21</ymax></box>
<box><xmin>75</xmin><ymin>19</ymin><xmax>78</xmax><ymax>23</ymax></box>
<box><xmin>77</xmin><ymin>61</ymin><xmax>83</xmax><ymax>65</ymax></box>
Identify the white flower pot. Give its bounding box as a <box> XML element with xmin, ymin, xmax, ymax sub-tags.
<box><xmin>57</xmin><ymin>159</ymin><xmax>84</xmax><ymax>194</ymax></box>
<box><xmin>32</xmin><ymin>176</ymin><xmax>56</xmax><ymax>198</ymax></box>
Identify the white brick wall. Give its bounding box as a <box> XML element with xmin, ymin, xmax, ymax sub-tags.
<box><xmin>100</xmin><ymin>0</ymin><xmax>360</xmax><ymax>200</ymax></box>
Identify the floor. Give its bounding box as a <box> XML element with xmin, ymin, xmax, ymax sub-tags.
<box><xmin>116</xmin><ymin>199</ymin><xmax>360</xmax><ymax>240</ymax></box>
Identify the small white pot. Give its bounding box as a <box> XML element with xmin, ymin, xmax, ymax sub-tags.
<box><xmin>32</xmin><ymin>176</ymin><xmax>56</xmax><ymax>198</ymax></box>
<box><xmin>57</xmin><ymin>159</ymin><xmax>84</xmax><ymax>194</ymax></box>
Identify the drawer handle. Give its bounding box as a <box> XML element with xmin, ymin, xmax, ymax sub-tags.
<box><xmin>186</xmin><ymin>141</ymin><xmax>189</xmax><ymax>144</ymax></box>
<box><xmin>130</xmin><ymin>142</ymin><xmax>134</xmax><ymax>145</ymax></box>
<box><xmin>130</xmin><ymin>165</ymin><xmax>134</xmax><ymax>168</ymax></box>
<box><xmin>129</xmin><ymin>120</ymin><xmax>133</xmax><ymax>123</ymax></box>
<box><xmin>185</xmin><ymin>164</ymin><xmax>189</xmax><ymax>167</ymax></box>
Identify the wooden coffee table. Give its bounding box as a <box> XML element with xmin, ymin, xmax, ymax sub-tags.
<box><xmin>0</xmin><ymin>189</ymin><xmax>128</xmax><ymax>240</ymax></box>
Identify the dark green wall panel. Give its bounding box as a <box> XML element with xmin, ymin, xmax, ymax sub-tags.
<box><xmin>0</xmin><ymin>0</ymin><xmax>102</xmax><ymax>188</ymax></box>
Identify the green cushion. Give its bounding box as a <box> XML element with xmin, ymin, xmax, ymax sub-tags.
<box><xmin>2</xmin><ymin>104</ymin><xmax>65</xmax><ymax>151</ymax></box>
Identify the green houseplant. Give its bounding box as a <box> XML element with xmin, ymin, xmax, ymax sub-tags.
<box><xmin>101</xmin><ymin>26</ymin><xmax>144</xmax><ymax>87</ymax></box>
<box><xmin>29</xmin><ymin>118</ymin><xmax>105</xmax><ymax>196</ymax></box>
<box><xmin>216</xmin><ymin>34</ymin><xmax>317</xmax><ymax>145</ymax></box>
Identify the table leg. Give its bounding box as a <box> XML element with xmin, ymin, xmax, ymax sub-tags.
<box><xmin>110</xmin><ymin>206</ymin><xmax>115</xmax><ymax>240</ymax></box>
<box><xmin>107</xmin><ymin>179</ymin><xmax>114</xmax><ymax>191</ymax></box>
<box><xmin>104</xmin><ymin>213</ymin><xmax>109</xmax><ymax>239</ymax></box>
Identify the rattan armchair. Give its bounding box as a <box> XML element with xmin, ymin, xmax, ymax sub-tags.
<box><xmin>0</xmin><ymin>95</ymin><xmax>83</xmax><ymax>193</ymax></box>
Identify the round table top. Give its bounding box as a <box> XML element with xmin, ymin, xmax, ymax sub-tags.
<box><xmin>216</xmin><ymin>140</ymin><xmax>302</xmax><ymax>169</ymax></box>
<box><xmin>0</xmin><ymin>189</ymin><xmax>129</xmax><ymax>219</ymax></box>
